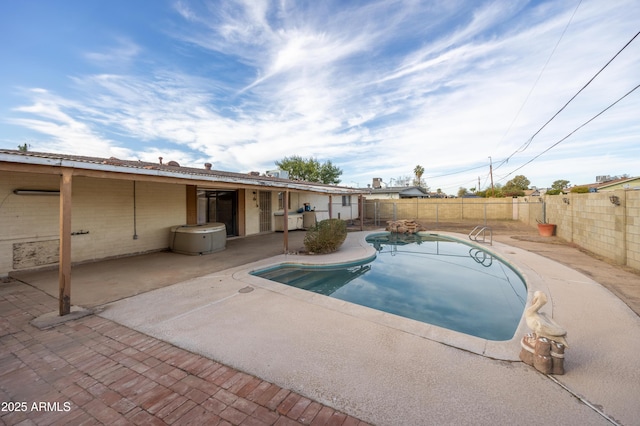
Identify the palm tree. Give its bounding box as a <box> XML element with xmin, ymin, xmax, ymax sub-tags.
<box><xmin>413</xmin><ymin>165</ymin><xmax>425</xmax><ymax>187</ymax></box>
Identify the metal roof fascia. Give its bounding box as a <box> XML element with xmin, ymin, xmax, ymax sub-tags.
<box><xmin>1</xmin><ymin>152</ymin><xmax>363</xmax><ymax>195</ymax></box>
<box><xmin>0</xmin><ymin>152</ymin><xmax>63</xmax><ymax>167</ymax></box>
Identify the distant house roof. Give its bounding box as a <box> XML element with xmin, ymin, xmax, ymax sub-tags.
<box><xmin>594</xmin><ymin>176</ymin><xmax>640</xmax><ymax>191</ymax></box>
<box><xmin>0</xmin><ymin>149</ymin><xmax>363</xmax><ymax>195</ymax></box>
<box><xmin>571</xmin><ymin>176</ymin><xmax>640</xmax><ymax>192</ymax></box>
<box><xmin>367</xmin><ymin>185</ymin><xmax>432</xmax><ymax>198</ymax></box>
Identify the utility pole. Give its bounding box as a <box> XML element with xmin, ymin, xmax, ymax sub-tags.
<box><xmin>488</xmin><ymin>156</ymin><xmax>494</xmax><ymax>196</ymax></box>
<box><xmin>477</xmin><ymin>176</ymin><xmax>481</xmax><ymax>193</ymax></box>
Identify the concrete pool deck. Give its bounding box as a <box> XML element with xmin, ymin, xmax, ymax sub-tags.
<box><xmin>5</xmin><ymin>226</ymin><xmax>640</xmax><ymax>425</ymax></box>
<box><xmin>95</xmin><ymin>231</ymin><xmax>640</xmax><ymax>425</ymax></box>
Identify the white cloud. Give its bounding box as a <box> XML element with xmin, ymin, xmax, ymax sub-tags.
<box><xmin>9</xmin><ymin>89</ymin><xmax>132</xmax><ymax>158</ymax></box>
<box><xmin>84</xmin><ymin>37</ymin><xmax>141</xmax><ymax>66</ymax></box>
<box><xmin>4</xmin><ymin>0</ymin><xmax>639</xmax><ymax>192</ymax></box>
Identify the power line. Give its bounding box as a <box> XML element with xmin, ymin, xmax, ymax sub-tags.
<box><xmin>418</xmin><ymin>28</ymin><xmax>639</xmax><ymax>192</ymax></box>
<box><xmin>424</xmin><ymin>163</ymin><xmax>486</xmax><ymax>179</ymax></box>
<box><xmin>498</xmin><ymin>82</ymin><xmax>640</xmax><ymax>182</ymax></box>
<box><xmin>495</xmin><ymin>29</ymin><xmax>640</xmax><ymax>171</ymax></box>
<box><xmin>493</xmin><ymin>0</ymin><xmax>583</xmax><ymax>154</ymax></box>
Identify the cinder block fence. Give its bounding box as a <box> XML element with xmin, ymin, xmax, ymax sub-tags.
<box><xmin>363</xmin><ymin>190</ymin><xmax>640</xmax><ymax>271</ymax></box>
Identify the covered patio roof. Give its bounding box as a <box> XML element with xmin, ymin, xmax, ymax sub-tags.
<box><xmin>0</xmin><ymin>149</ymin><xmax>364</xmax><ymax>195</ymax></box>
<box><xmin>1</xmin><ymin>149</ymin><xmax>365</xmax><ymax>316</ymax></box>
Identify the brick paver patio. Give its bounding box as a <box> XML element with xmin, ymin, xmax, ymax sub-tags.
<box><xmin>0</xmin><ymin>279</ymin><xmax>367</xmax><ymax>425</ymax></box>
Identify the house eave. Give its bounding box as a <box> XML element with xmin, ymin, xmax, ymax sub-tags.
<box><xmin>0</xmin><ymin>150</ymin><xmax>363</xmax><ymax>195</ymax></box>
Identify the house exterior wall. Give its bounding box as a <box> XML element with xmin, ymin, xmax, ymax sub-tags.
<box><xmin>245</xmin><ymin>190</ymin><xmax>261</xmax><ymax>235</ymax></box>
<box><xmin>597</xmin><ymin>178</ymin><xmax>640</xmax><ymax>191</ymax></box>
<box><xmin>363</xmin><ymin>192</ymin><xmax>400</xmax><ymax>200</ymax></box>
<box><xmin>70</xmin><ymin>177</ymin><xmax>185</xmax><ymax>263</ymax></box>
<box><xmin>0</xmin><ymin>171</ymin><xmax>185</xmax><ymax>275</ymax></box>
<box><xmin>0</xmin><ymin>169</ymin><xmax>355</xmax><ymax>276</ymax></box>
<box><xmin>270</xmin><ymin>191</ymin><xmax>358</xmax><ymax>225</ymax></box>
<box><xmin>301</xmin><ymin>192</ymin><xmax>331</xmax><ymax>221</ymax></box>
<box><xmin>0</xmin><ymin>171</ymin><xmax>60</xmax><ymax>273</ymax></box>
<box><xmin>328</xmin><ymin>195</ymin><xmax>359</xmax><ymax>222</ymax></box>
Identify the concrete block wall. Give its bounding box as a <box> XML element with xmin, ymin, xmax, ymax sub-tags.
<box><xmin>70</xmin><ymin>177</ymin><xmax>185</xmax><ymax>263</ymax></box>
<box><xmin>544</xmin><ymin>196</ymin><xmax>571</xmax><ymax>238</ymax></box>
<box><xmin>0</xmin><ymin>172</ymin><xmax>185</xmax><ymax>275</ymax></box>
<box><xmin>627</xmin><ymin>191</ymin><xmax>640</xmax><ymax>270</ymax></box>
<box><xmin>515</xmin><ymin>199</ymin><xmax>545</xmax><ymax>227</ymax></box>
<box><xmin>362</xmin><ymin>194</ymin><xmax>639</xmax><ymax>271</ymax></box>
<box><xmin>544</xmin><ymin>191</ymin><xmax>630</xmax><ymax>266</ymax></box>
<box><xmin>363</xmin><ymin>198</ymin><xmax>513</xmax><ymax>222</ymax></box>
<box><xmin>0</xmin><ymin>171</ymin><xmax>61</xmax><ymax>273</ymax></box>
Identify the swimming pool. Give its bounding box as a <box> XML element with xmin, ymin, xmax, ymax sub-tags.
<box><xmin>252</xmin><ymin>233</ymin><xmax>527</xmax><ymax>340</ymax></box>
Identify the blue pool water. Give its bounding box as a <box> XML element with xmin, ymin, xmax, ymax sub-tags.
<box><xmin>252</xmin><ymin>233</ymin><xmax>527</xmax><ymax>340</ymax></box>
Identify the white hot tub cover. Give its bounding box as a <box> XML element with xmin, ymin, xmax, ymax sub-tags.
<box><xmin>170</xmin><ymin>223</ymin><xmax>226</xmax><ymax>234</ymax></box>
<box><xmin>169</xmin><ymin>223</ymin><xmax>227</xmax><ymax>255</ymax></box>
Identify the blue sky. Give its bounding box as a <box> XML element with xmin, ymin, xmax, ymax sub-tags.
<box><xmin>1</xmin><ymin>0</ymin><xmax>638</xmax><ymax>194</ymax></box>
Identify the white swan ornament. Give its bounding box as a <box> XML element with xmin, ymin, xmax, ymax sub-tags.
<box><xmin>525</xmin><ymin>291</ymin><xmax>569</xmax><ymax>348</ymax></box>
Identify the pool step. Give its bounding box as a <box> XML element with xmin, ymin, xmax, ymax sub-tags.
<box><xmin>271</xmin><ymin>269</ymin><xmax>333</xmax><ymax>290</ymax></box>
<box><xmin>256</xmin><ymin>265</ymin><xmax>372</xmax><ymax>296</ymax></box>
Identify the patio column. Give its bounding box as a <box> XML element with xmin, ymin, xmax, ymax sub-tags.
<box><xmin>59</xmin><ymin>169</ymin><xmax>72</xmax><ymax>316</ymax></box>
<box><xmin>360</xmin><ymin>195</ymin><xmax>364</xmax><ymax>231</ymax></box>
<box><xmin>283</xmin><ymin>190</ymin><xmax>289</xmax><ymax>253</ymax></box>
<box><xmin>186</xmin><ymin>185</ymin><xmax>198</xmax><ymax>225</ymax></box>
<box><xmin>328</xmin><ymin>195</ymin><xmax>332</xmax><ymax>219</ymax></box>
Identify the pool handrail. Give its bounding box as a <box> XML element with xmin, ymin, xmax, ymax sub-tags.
<box><xmin>469</xmin><ymin>225</ymin><xmax>492</xmax><ymax>245</ymax></box>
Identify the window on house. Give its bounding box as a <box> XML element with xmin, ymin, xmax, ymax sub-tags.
<box><xmin>342</xmin><ymin>195</ymin><xmax>351</xmax><ymax>206</ymax></box>
<box><xmin>278</xmin><ymin>192</ymin><xmax>291</xmax><ymax>210</ymax></box>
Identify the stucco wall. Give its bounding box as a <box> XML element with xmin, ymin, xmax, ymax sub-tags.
<box><xmin>0</xmin><ymin>172</ymin><xmax>185</xmax><ymax>275</ymax></box>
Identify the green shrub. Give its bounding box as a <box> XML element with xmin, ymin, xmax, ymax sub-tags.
<box><xmin>303</xmin><ymin>219</ymin><xmax>347</xmax><ymax>254</ymax></box>
<box><xmin>570</xmin><ymin>186</ymin><xmax>590</xmax><ymax>193</ymax></box>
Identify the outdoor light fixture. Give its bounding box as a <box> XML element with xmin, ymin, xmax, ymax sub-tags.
<box><xmin>13</xmin><ymin>189</ymin><xmax>60</xmax><ymax>196</ymax></box>
<box><xmin>609</xmin><ymin>195</ymin><xmax>620</xmax><ymax>206</ymax></box>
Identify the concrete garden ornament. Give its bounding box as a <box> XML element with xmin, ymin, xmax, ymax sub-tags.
<box><xmin>520</xmin><ymin>291</ymin><xmax>568</xmax><ymax>374</ymax></box>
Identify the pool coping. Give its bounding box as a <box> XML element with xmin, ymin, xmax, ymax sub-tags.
<box><xmin>233</xmin><ymin>230</ymin><xmax>547</xmax><ymax>361</ymax></box>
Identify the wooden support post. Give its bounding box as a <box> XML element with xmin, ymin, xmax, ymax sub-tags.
<box><xmin>329</xmin><ymin>195</ymin><xmax>333</xmax><ymax>219</ymax></box>
<box><xmin>283</xmin><ymin>190</ymin><xmax>289</xmax><ymax>253</ymax></box>
<box><xmin>185</xmin><ymin>185</ymin><xmax>198</xmax><ymax>225</ymax></box>
<box><xmin>360</xmin><ymin>195</ymin><xmax>364</xmax><ymax>231</ymax></box>
<box><xmin>59</xmin><ymin>170</ymin><xmax>72</xmax><ymax>316</ymax></box>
